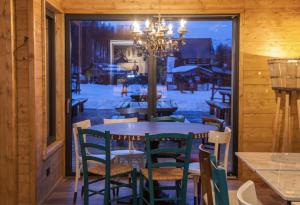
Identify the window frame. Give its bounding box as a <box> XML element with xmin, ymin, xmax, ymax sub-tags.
<box><xmin>46</xmin><ymin>10</ymin><xmax>56</xmax><ymax>146</ymax></box>
<box><xmin>65</xmin><ymin>14</ymin><xmax>240</xmax><ymax>177</ymax></box>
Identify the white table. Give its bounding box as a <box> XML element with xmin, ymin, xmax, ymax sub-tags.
<box><xmin>256</xmin><ymin>170</ymin><xmax>300</xmax><ymax>203</ymax></box>
<box><xmin>236</xmin><ymin>152</ymin><xmax>300</xmax><ymax>204</ymax></box>
<box><xmin>236</xmin><ymin>152</ymin><xmax>300</xmax><ymax>171</ymax></box>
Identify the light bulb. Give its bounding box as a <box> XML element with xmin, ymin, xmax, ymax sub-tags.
<box><xmin>180</xmin><ymin>19</ymin><xmax>186</xmax><ymax>28</ymax></box>
<box><xmin>167</xmin><ymin>23</ymin><xmax>173</xmax><ymax>36</ymax></box>
<box><xmin>145</xmin><ymin>19</ymin><xmax>150</xmax><ymax>28</ymax></box>
<box><xmin>133</xmin><ymin>21</ymin><xmax>140</xmax><ymax>32</ymax></box>
<box><xmin>161</xmin><ymin>19</ymin><xmax>166</xmax><ymax>27</ymax></box>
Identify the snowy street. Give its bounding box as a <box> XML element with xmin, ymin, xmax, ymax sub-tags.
<box><xmin>73</xmin><ymin>83</ymin><xmax>219</xmax><ymax>112</ymax></box>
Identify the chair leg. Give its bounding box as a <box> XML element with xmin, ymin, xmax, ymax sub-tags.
<box><xmin>198</xmin><ymin>179</ymin><xmax>201</xmax><ymax>205</ymax></box>
<box><xmin>193</xmin><ymin>176</ymin><xmax>199</xmax><ymax>205</ymax></box>
<box><xmin>73</xmin><ymin>161</ymin><xmax>80</xmax><ymax>203</ymax></box>
<box><xmin>139</xmin><ymin>174</ymin><xmax>144</xmax><ymax>205</ymax></box>
<box><xmin>104</xmin><ymin>177</ymin><xmax>111</xmax><ymax>205</ymax></box>
<box><xmin>73</xmin><ymin>174</ymin><xmax>78</xmax><ymax>203</ymax></box>
<box><xmin>132</xmin><ymin>169</ymin><xmax>138</xmax><ymax>205</ymax></box>
<box><xmin>176</xmin><ymin>180</ymin><xmax>180</xmax><ymax>202</ymax></box>
<box><xmin>149</xmin><ymin>179</ymin><xmax>155</xmax><ymax>205</ymax></box>
<box><xmin>81</xmin><ymin>185</ymin><xmax>84</xmax><ymax>197</ymax></box>
<box><xmin>83</xmin><ymin>183</ymin><xmax>89</xmax><ymax>205</ymax></box>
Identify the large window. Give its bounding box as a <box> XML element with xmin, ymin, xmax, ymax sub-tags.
<box><xmin>66</xmin><ymin>15</ymin><xmax>238</xmax><ymax>175</ymax></box>
<box><xmin>46</xmin><ymin>11</ymin><xmax>56</xmax><ymax>145</ymax></box>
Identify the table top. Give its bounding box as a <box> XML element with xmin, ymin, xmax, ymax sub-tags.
<box><xmin>91</xmin><ymin>122</ymin><xmax>217</xmax><ymax>141</ymax></box>
<box><xmin>256</xmin><ymin>170</ymin><xmax>300</xmax><ymax>202</ymax></box>
<box><xmin>235</xmin><ymin>152</ymin><xmax>300</xmax><ymax>171</ymax></box>
<box><xmin>292</xmin><ymin>202</ymin><xmax>300</xmax><ymax>205</ymax></box>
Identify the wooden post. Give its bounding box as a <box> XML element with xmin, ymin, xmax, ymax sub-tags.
<box><xmin>282</xmin><ymin>92</ymin><xmax>290</xmax><ymax>152</ymax></box>
<box><xmin>272</xmin><ymin>94</ymin><xmax>281</xmax><ymax>151</ymax></box>
<box><xmin>147</xmin><ymin>51</ymin><xmax>157</xmax><ymax>120</ymax></box>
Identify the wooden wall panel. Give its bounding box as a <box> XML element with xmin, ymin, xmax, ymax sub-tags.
<box><xmin>0</xmin><ymin>0</ymin><xmax>17</xmax><ymax>204</ymax></box>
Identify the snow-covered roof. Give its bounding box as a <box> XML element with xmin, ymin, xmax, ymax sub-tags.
<box><xmin>171</xmin><ymin>65</ymin><xmax>199</xmax><ymax>73</ymax></box>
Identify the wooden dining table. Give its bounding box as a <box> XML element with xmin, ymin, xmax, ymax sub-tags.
<box><xmin>236</xmin><ymin>152</ymin><xmax>300</xmax><ymax>204</ymax></box>
<box><xmin>91</xmin><ymin>121</ymin><xmax>217</xmax><ymax>141</ymax></box>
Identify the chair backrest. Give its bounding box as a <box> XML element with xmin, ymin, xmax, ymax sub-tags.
<box><xmin>151</xmin><ymin>115</ymin><xmax>185</xmax><ymax>122</ymax></box>
<box><xmin>73</xmin><ymin>120</ymin><xmax>91</xmax><ymax>160</ymax></box>
<box><xmin>77</xmin><ymin>128</ymin><xmax>111</xmax><ymax>182</ymax></box>
<box><xmin>151</xmin><ymin>116</ymin><xmax>177</xmax><ymax>122</ymax></box>
<box><xmin>208</xmin><ymin>127</ymin><xmax>231</xmax><ymax>174</ymax></box>
<box><xmin>237</xmin><ymin>180</ymin><xmax>260</xmax><ymax>205</ymax></box>
<box><xmin>202</xmin><ymin>117</ymin><xmax>225</xmax><ymax>131</ymax></box>
<box><xmin>199</xmin><ymin>144</ymin><xmax>214</xmax><ymax>205</ymax></box>
<box><xmin>210</xmin><ymin>154</ymin><xmax>230</xmax><ymax>205</ymax></box>
<box><xmin>145</xmin><ymin>133</ymin><xmax>192</xmax><ymax>182</ymax></box>
<box><xmin>103</xmin><ymin>117</ymin><xmax>138</xmax><ymax>124</ymax></box>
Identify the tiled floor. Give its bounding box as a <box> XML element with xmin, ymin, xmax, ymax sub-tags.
<box><xmin>43</xmin><ymin>177</ymin><xmax>286</xmax><ymax>205</ymax></box>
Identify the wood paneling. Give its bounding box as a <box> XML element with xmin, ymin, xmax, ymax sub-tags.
<box><xmin>0</xmin><ymin>0</ymin><xmax>65</xmax><ymax>204</ymax></box>
<box><xmin>0</xmin><ymin>0</ymin><xmax>17</xmax><ymax>204</ymax></box>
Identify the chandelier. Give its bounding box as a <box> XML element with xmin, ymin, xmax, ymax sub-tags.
<box><xmin>131</xmin><ymin>15</ymin><xmax>187</xmax><ymax>57</ymax></box>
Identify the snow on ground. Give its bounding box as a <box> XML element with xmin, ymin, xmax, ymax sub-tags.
<box><xmin>73</xmin><ymin>83</ymin><xmax>220</xmax><ymax>112</ymax></box>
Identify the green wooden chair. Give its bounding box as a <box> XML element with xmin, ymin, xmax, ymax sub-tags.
<box><xmin>139</xmin><ymin>132</ymin><xmax>193</xmax><ymax>205</ymax></box>
<box><xmin>150</xmin><ymin>116</ymin><xmax>186</xmax><ymax>160</ymax></box>
<box><xmin>78</xmin><ymin>128</ymin><xmax>138</xmax><ymax>205</ymax></box>
<box><xmin>210</xmin><ymin>154</ymin><xmax>230</xmax><ymax>205</ymax></box>
<box><xmin>151</xmin><ymin>115</ymin><xmax>186</xmax><ymax>123</ymax></box>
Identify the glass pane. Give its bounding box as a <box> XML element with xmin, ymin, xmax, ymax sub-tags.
<box><xmin>70</xmin><ymin>20</ymin><xmax>148</xmax><ymax>172</ymax></box>
<box><xmin>155</xmin><ymin>20</ymin><xmax>233</xmax><ymax>172</ymax></box>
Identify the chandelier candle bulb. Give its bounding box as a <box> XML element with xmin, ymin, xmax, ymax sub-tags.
<box><xmin>145</xmin><ymin>19</ymin><xmax>150</xmax><ymax>28</ymax></box>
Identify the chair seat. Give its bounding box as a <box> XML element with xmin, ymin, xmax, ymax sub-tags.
<box><xmin>141</xmin><ymin>168</ymin><xmax>183</xmax><ymax>181</ymax></box>
<box><xmin>80</xmin><ymin>154</ymin><xmax>116</xmax><ymax>163</ymax></box>
<box><xmin>204</xmin><ymin>190</ymin><xmax>239</xmax><ymax>205</ymax></box>
<box><xmin>111</xmin><ymin>149</ymin><xmax>144</xmax><ymax>156</ymax></box>
<box><xmin>189</xmin><ymin>162</ymin><xmax>201</xmax><ymax>175</ymax></box>
<box><xmin>205</xmin><ymin>189</ymin><xmax>264</xmax><ymax>205</ymax></box>
<box><xmin>88</xmin><ymin>164</ymin><xmax>133</xmax><ymax>177</ymax></box>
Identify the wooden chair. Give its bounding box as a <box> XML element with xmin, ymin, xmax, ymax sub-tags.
<box><xmin>210</xmin><ymin>154</ymin><xmax>230</xmax><ymax>205</ymax></box>
<box><xmin>202</xmin><ymin>117</ymin><xmax>225</xmax><ymax>150</ymax></box>
<box><xmin>200</xmin><ymin>144</ymin><xmax>238</xmax><ymax>205</ymax></box>
<box><xmin>72</xmin><ymin>120</ymin><xmax>116</xmax><ymax>202</ymax></box>
<box><xmin>151</xmin><ymin>116</ymin><xmax>185</xmax><ymax>160</ymax></box>
<box><xmin>189</xmin><ymin>127</ymin><xmax>231</xmax><ymax>205</ymax></box>
<box><xmin>151</xmin><ymin>115</ymin><xmax>186</xmax><ymax>123</ymax></box>
<box><xmin>237</xmin><ymin>180</ymin><xmax>263</xmax><ymax>205</ymax></box>
<box><xmin>199</xmin><ymin>144</ymin><xmax>214</xmax><ymax>205</ymax></box>
<box><xmin>139</xmin><ymin>133</ymin><xmax>193</xmax><ymax>205</ymax></box>
<box><xmin>78</xmin><ymin>128</ymin><xmax>137</xmax><ymax>205</ymax></box>
<box><xmin>103</xmin><ymin>117</ymin><xmax>144</xmax><ymax>168</ymax></box>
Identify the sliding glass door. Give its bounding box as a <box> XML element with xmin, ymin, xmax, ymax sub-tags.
<box><xmin>65</xmin><ymin>15</ymin><xmax>239</xmax><ymax>176</ymax></box>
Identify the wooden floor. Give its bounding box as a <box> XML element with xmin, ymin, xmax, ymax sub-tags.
<box><xmin>43</xmin><ymin>177</ymin><xmax>286</xmax><ymax>205</ymax></box>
